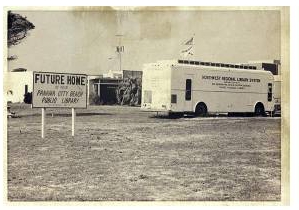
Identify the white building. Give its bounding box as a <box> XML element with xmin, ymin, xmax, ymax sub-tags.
<box><xmin>4</xmin><ymin>71</ymin><xmax>33</xmax><ymax>103</ymax></box>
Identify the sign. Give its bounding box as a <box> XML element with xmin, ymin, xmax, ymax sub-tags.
<box><xmin>201</xmin><ymin>74</ymin><xmax>262</xmax><ymax>91</ymax></box>
<box><xmin>33</xmin><ymin>72</ymin><xmax>87</xmax><ymax>108</ymax></box>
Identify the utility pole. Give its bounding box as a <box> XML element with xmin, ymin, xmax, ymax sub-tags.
<box><xmin>115</xmin><ymin>34</ymin><xmax>124</xmax><ymax>72</ymax></box>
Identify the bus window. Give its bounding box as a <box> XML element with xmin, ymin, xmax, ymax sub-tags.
<box><xmin>185</xmin><ymin>79</ymin><xmax>192</xmax><ymax>101</ymax></box>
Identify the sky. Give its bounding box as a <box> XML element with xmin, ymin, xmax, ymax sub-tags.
<box><xmin>7</xmin><ymin>8</ymin><xmax>281</xmax><ymax>75</ymax></box>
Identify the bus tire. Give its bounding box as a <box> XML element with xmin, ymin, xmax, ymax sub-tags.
<box><xmin>254</xmin><ymin>103</ymin><xmax>265</xmax><ymax>116</ymax></box>
<box><xmin>195</xmin><ymin>102</ymin><xmax>207</xmax><ymax>117</ymax></box>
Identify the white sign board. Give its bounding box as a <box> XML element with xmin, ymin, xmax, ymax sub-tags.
<box><xmin>32</xmin><ymin>72</ymin><xmax>87</xmax><ymax>108</ymax></box>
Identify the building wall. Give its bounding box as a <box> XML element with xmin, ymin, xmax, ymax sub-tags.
<box><xmin>247</xmin><ymin>60</ymin><xmax>281</xmax><ymax>75</ymax></box>
<box><xmin>5</xmin><ymin>71</ymin><xmax>33</xmax><ymax>103</ymax></box>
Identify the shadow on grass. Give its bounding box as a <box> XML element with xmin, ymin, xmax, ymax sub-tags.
<box><xmin>50</xmin><ymin>112</ymin><xmax>113</xmax><ymax>117</ymax></box>
<box><xmin>227</xmin><ymin>113</ymin><xmax>256</xmax><ymax>117</ymax></box>
<box><xmin>16</xmin><ymin>112</ymin><xmax>113</xmax><ymax>118</ymax></box>
<box><xmin>149</xmin><ymin>112</ymin><xmax>265</xmax><ymax>119</ymax></box>
<box><xmin>149</xmin><ymin>112</ymin><xmax>197</xmax><ymax>119</ymax></box>
<box><xmin>149</xmin><ymin>114</ymin><xmax>183</xmax><ymax>119</ymax></box>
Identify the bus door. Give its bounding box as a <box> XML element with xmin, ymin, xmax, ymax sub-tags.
<box><xmin>184</xmin><ymin>75</ymin><xmax>194</xmax><ymax>112</ymax></box>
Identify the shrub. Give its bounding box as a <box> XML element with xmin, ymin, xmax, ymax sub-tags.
<box><xmin>23</xmin><ymin>92</ymin><xmax>32</xmax><ymax>104</ymax></box>
<box><xmin>89</xmin><ymin>92</ymin><xmax>101</xmax><ymax>105</ymax></box>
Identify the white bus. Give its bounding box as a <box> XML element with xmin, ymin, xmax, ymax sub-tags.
<box><xmin>141</xmin><ymin>60</ymin><xmax>275</xmax><ymax>117</ymax></box>
<box><xmin>273</xmin><ymin>75</ymin><xmax>281</xmax><ymax>116</ymax></box>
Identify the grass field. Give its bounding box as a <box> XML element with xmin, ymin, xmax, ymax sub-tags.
<box><xmin>6</xmin><ymin>104</ymin><xmax>281</xmax><ymax>201</ymax></box>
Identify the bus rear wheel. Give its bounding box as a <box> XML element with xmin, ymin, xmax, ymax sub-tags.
<box><xmin>254</xmin><ymin>103</ymin><xmax>265</xmax><ymax>116</ymax></box>
<box><xmin>195</xmin><ymin>103</ymin><xmax>207</xmax><ymax>117</ymax></box>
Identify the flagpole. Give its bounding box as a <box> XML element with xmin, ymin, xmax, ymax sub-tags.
<box><xmin>193</xmin><ymin>33</ymin><xmax>195</xmax><ymax>60</ymax></box>
<box><xmin>116</xmin><ymin>34</ymin><xmax>123</xmax><ymax>72</ymax></box>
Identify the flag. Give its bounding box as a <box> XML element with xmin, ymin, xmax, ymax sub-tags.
<box><xmin>181</xmin><ymin>45</ymin><xmax>193</xmax><ymax>53</ymax></box>
<box><xmin>180</xmin><ymin>45</ymin><xmax>193</xmax><ymax>57</ymax></box>
<box><xmin>180</xmin><ymin>35</ymin><xmax>195</xmax><ymax>58</ymax></box>
<box><xmin>184</xmin><ymin>37</ymin><xmax>194</xmax><ymax>45</ymax></box>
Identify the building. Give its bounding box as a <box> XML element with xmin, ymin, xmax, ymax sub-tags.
<box><xmin>247</xmin><ymin>60</ymin><xmax>281</xmax><ymax>75</ymax></box>
<box><xmin>5</xmin><ymin>70</ymin><xmax>33</xmax><ymax>103</ymax></box>
<box><xmin>123</xmin><ymin>70</ymin><xmax>142</xmax><ymax>79</ymax></box>
<box><xmin>88</xmin><ymin>75</ymin><xmax>122</xmax><ymax>105</ymax></box>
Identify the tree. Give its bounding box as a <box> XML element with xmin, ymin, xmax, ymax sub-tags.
<box><xmin>7</xmin><ymin>11</ymin><xmax>35</xmax><ymax>48</ymax></box>
<box><xmin>116</xmin><ymin>77</ymin><xmax>142</xmax><ymax>106</ymax></box>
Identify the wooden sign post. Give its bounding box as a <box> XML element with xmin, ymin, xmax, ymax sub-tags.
<box><xmin>72</xmin><ymin>108</ymin><xmax>76</xmax><ymax>137</ymax></box>
<box><xmin>41</xmin><ymin>108</ymin><xmax>46</xmax><ymax>138</ymax></box>
<box><xmin>32</xmin><ymin>72</ymin><xmax>87</xmax><ymax>138</ymax></box>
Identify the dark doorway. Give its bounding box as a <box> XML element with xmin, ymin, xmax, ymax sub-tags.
<box><xmin>100</xmin><ymin>84</ymin><xmax>118</xmax><ymax>105</ymax></box>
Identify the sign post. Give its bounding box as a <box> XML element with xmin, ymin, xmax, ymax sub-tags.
<box><xmin>41</xmin><ymin>108</ymin><xmax>46</xmax><ymax>138</ymax></box>
<box><xmin>72</xmin><ymin>108</ymin><xmax>76</xmax><ymax>136</ymax></box>
<box><xmin>32</xmin><ymin>72</ymin><xmax>87</xmax><ymax>137</ymax></box>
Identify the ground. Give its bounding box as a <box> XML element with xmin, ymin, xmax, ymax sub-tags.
<box><xmin>6</xmin><ymin>104</ymin><xmax>281</xmax><ymax>201</ymax></box>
